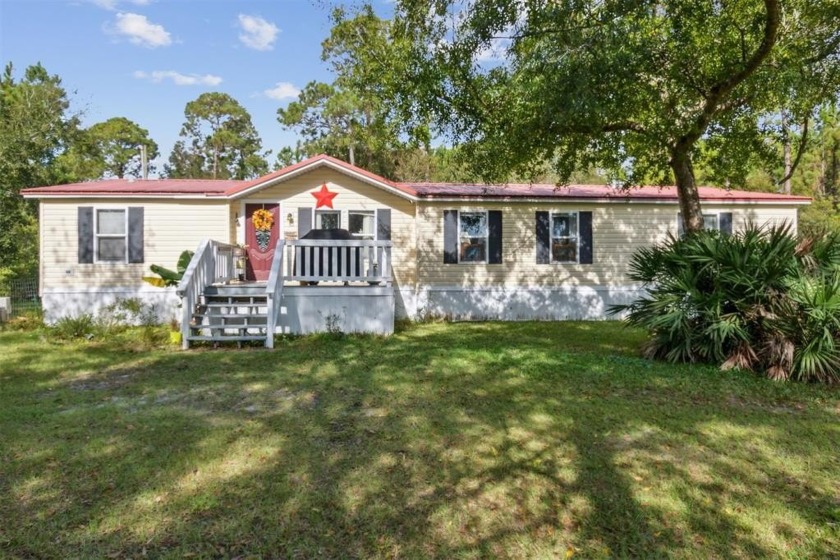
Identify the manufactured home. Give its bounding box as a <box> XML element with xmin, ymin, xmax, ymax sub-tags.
<box><xmin>22</xmin><ymin>154</ymin><xmax>810</xmax><ymax>347</ymax></box>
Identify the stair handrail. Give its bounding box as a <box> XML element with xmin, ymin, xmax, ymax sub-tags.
<box><xmin>265</xmin><ymin>240</ymin><xmax>285</xmax><ymax>349</ymax></box>
<box><xmin>176</xmin><ymin>239</ymin><xmax>213</xmax><ymax>349</ymax></box>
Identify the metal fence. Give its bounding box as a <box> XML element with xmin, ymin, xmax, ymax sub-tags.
<box><xmin>9</xmin><ymin>276</ymin><xmax>40</xmax><ymax>317</ymax></box>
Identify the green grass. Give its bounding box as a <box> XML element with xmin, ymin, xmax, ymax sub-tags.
<box><xmin>1</xmin><ymin>322</ymin><xmax>838</xmax><ymax>559</ymax></box>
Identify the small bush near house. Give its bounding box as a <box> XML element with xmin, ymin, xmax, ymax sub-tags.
<box><xmin>1</xmin><ymin>309</ymin><xmax>44</xmax><ymax>331</ymax></box>
<box><xmin>97</xmin><ymin>298</ymin><xmax>158</xmax><ymax>332</ymax></box>
<box><xmin>50</xmin><ymin>298</ymin><xmax>169</xmax><ymax>349</ymax></box>
<box><xmin>612</xmin><ymin>223</ymin><xmax>840</xmax><ymax>383</ymax></box>
<box><xmin>52</xmin><ymin>313</ymin><xmax>98</xmax><ymax>340</ymax></box>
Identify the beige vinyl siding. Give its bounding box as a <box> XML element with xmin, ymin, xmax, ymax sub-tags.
<box><xmin>720</xmin><ymin>205</ymin><xmax>798</xmax><ymax>232</ymax></box>
<box><xmin>238</xmin><ymin>168</ymin><xmax>417</xmax><ymax>286</ymax></box>
<box><xmin>40</xmin><ymin>199</ymin><xmax>231</xmax><ymax>290</ymax></box>
<box><xmin>416</xmin><ymin>201</ymin><xmax>801</xmax><ymax>288</ymax></box>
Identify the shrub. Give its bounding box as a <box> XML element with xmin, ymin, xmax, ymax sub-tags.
<box><xmin>50</xmin><ymin>299</ymin><xmax>165</xmax><ymax>346</ymax></box>
<box><xmin>52</xmin><ymin>314</ymin><xmax>98</xmax><ymax>340</ymax></box>
<box><xmin>2</xmin><ymin>310</ymin><xmax>44</xmax><ymax>331</ymax></box>
<box><xmin>97</xmin><ymin>298</ymin><xmax>156</xmax><ymax>332</ymax></box>
<box><xmin>611</xmin><ymin>223</ymin><xmax>840</xmax><ymax>383</ymax></box>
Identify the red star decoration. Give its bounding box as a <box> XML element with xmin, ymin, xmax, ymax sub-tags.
<box><xmin>311</xmin><ymin>184</ymin><xmax>338</xmax><ymax>209</ymax></box>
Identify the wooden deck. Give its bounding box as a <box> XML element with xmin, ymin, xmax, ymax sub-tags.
<box><xmin>177</xmin><ymin>239</ymin><xmax>394</xmax><ymax>348</ymax></box>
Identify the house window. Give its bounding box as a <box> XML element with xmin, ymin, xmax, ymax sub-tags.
<box><xmin>703</xmin><ymin>214</ymin><xmax>719</xmax><ymax>230</ymax></box>
<box><xmin>315</xmin><ymin>210</ymin><xmax>340</xmax><ymax>229</ymax></box>
<box><xmin>459</xmin><ymin>211</ymin><xmax>488</xmax><ymax>263</ymax></box>
<box><xmin>95</xmin><ymin>208</ymin><xmax>127</xmax><ymax>262</ymax></box>
<box><xmin>551</xmin><ymin>212</ymin><xmax>578</xmax><ymax>263</ymax></box>
<box><xmin>678</xmin><ymin>213</ymin><xmax>723</xmax><ymax>234</ymax></box>
<box><xmin>348</xmin><ymin>210</ymin><xmax>375</xmax><ymax>239</ymax></box>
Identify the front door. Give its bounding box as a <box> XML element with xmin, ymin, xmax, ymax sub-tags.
<box><xmin>245</xmin><ymin>203</ymin><xmax>280</xmax><ymax>281</ymax></box>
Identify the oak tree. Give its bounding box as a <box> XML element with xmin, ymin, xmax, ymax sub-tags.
<box><xmin>390</xmin><ymin>0</ymin><xmax>840</xmax><ymax>231</ymax></box>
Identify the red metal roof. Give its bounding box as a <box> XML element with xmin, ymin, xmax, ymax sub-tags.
<box><xmin>407</xmin><ymin>182</ymin><xmax>812</xmax><ymax>202</ymax></box>
<box><xmin>21</xmin><ymin>178</ymin><xmax>241</xmax><ymax>196</ymax></box>
<box><xmin>20</xmin><ymin>155</ymin><xmax>810</xmax><ymax>204</ymax></box>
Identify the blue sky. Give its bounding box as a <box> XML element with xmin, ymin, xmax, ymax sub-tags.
<box><xmin>0</xmin><ymin>0</ymin><xmax>394</xmax><ymax>176</ymax></box>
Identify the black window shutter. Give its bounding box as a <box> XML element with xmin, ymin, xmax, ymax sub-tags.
<box><xmin>535</xmin><ymin>211</ymin><xmax>550</xmax><ymax>264</ymax></box>
<box><xmin>488</xmin><ymin>210</ymin><xmax>503</xmax><ymax>264</ymax></box>
<box><xmin>376</xmin><ymin>208</ymin><xmax>391</xmax><ymax>240</ymax></box>
<box><xmin>128</xmin><ymin>207</ymin><xmax>144</xmax><ymax>263</ymax></box>
<box><xmin>579</xmin><ymin>211</ymin><xmax>593</xmax><ymax>264</ymax></box>
<box><xmin>298</xmin><ymin>207</ymin><xmax>312</xmax><ymax>237</ymax></box>
<box><xmin>719</xmin><ymin>212</ymin><xmax>733</xmax><ymax>235</ymax></box>
<box><xmin>78</xmin><ymin>207</ymin><xmax>94</xmax><ymax>264</ymax></box>
<box><xmin>443</xmin><ymin>210</ymin><xmax>459</xmax><ymax>264</ymax></box>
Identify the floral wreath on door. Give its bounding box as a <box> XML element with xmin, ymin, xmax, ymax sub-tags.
<box><xmin>252</xmin><ymin>208</ymin><xmax>274</xmax><ymax>252</ymax></box>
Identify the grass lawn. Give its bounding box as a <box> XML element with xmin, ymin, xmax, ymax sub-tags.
<box><xmin>1</xmin><ymin>321</ymin><xmax>838</xmax><ymax>559</ymax></box>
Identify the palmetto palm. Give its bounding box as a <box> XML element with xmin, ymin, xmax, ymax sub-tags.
<box><xmin>612</xmin><ymin>224</ymin><xmax>840</xmax><ymax>383</ymax></box>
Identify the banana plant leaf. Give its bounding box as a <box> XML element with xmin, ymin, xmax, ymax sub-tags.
<box><xmin>176</xmin><ymin>250</ymin><xmax>194</xmax><ymax>275</ymax></box>
<box><xmin>142</xmin><ymin>250</ymin><xmax>195</xmax><ymax>288</ymax></box>
<box><xmin>149</xmin><ymin>265</ymin><xmax>182</xmax><ymax>286</ymax></box>
<box><xmin>142</xmin><ymin>276</ymin><xmax>168</xmax><ymax>288</ymax></box>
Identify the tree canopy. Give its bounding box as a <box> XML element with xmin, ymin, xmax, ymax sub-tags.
<box><xmin>0</xmin><ymin>62</ymin><xmax>80</xmax><ymax>286</ymax></box>
<box><xmin>386</xmin><ymin>0</ymin><xmax>840</xmax><ymax>231</ymax></box>
<box><xmin>166</xmin><ymin>92</ymin><xmax>269</xmax><ymax>180</ymax></box>
<box><xmin>277</xmin><ymin>7</ymin><xmax>416</xmax><ymax>179</ymax></box>
<box><xmin>62</xmin><ymin>117</ymin><xmax>159</xmax><ymax>180</ymax></box>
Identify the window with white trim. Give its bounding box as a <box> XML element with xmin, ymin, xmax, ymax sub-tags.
<box><xmin>551</xmin><ymin>212</ymin><xmax>579</xmax><ymax>263</ymax></box>
<box><xmin>96</xmin><ymin>208</ymin><xmax>127</xmax><ymax>262</ymax></box>
<box><xmin>459</xmin><ymin>211</ymin><xmax>488</xmax><ymax>263</ymax></box>
<box><xmin>703</xmin><ymin>214</ymin><xmax>719</xmax><ymax>230</ymax></box>
<box><xmin>315</xmin><ymin>210</ymin><xmax>340</xmax><ymax>229</ymax></box>
<box><xmin>348</xmin><ymin>210</ymin><xmax>375</xmax><ymax>239</ymax></box>
<box><xmin>678</xmin><ymin>213</ymin><xmax>721</xmax><ymax>233</ymax></box>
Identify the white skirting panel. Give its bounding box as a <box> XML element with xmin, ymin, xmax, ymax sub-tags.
<box><xmin>279</xmin><ymin>286</ymin><xmax>394</xmax><ymax>335</ymax></box>
<box><xmin>413</xmin><ymin>285</ymin><xmax>645</xmax><ymax>321</ymax></box>
<box><xmin>41</xmin><ymin>283</ymin><xmax>642</xmax><ymax>327</ymax></box>
<box><xmin>41</xmin><ymin>286</ymin><xmax>180</xmax><ymax>325</ymax></box>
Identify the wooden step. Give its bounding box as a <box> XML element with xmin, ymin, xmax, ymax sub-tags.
<box><xmin>191</xmin><ymin>321</ymin><xmax>267</xmax><ymax>330</ymax></box>
<box><xmin>204</xmin><ymin>296</ymin><xmax>267</xmax><ymax>304</ymax></box>
<box><xmin>190</xmin><ymin>325</ymin><xmax>266</xmax><ymax>334</ymax></box>
<box><xmin>186</xmin><ymin>335</ymin><xmax>267</xmax><ymax>343</ymax></box>
<box><xmin>204</xmin><ymin>285</ymin><xmax>267</xmax><ymax>296</ymax></box>
<box><xmin>192</xmin><ymin>313</ymin><xmax>268</xmax><ymax>321</ymax></box>
<box><xmin>190</xmin><ymin>321</ymin><xmax>267</xmax><ymax>329</ymax></box>
<box><xmin>199</xmin><ymin>302</ymin><xmax>267</xmax><ymax>309</ymax></box>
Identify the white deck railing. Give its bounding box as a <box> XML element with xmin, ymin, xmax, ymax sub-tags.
<box><xmin>176</xmin><ymin>239</ymin><xmax>238</xmax><ymax>349</ymax></box>
<box><xmin>284</xmin><ymin>239</ymin><xmax>392</xmax><ymax>284</ymax></box>
<box><xmin>265</xmin><ymin>241</ymin><xmax>285</xmax><ymax>349</ymax></box>
<box><xmin>214</xmin><ymin>243</ymin><xmax>237</xmax><ymax>284</ymax></box>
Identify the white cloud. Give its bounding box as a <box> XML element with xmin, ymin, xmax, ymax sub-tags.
<box><xmin>475</xmin><ymin>38</ymin><xmax>510</xmax><ymax>63</ymax></box>
<box><xmin>263</xmin><ymin>82</ymin><xmax>300</xmax><ymax>100</ymax></box>
<box><xmin>237</xmin><ymin>14</ymin><xmax>279</xmax><ymax>51</ymax></box>
<box><xmin>91</xmin><ymin>0</ymin><xmax>152</xmax><ymax>11</ymax></box>
<box><xmin>133</xmin><ymin>70</ymin><xmax>222</xmax><ymax>86</ymax></box>
<box><xmin>110</xmin><ymin>12</ymin><xmax>171</xmax><ymax>48</ymax></box>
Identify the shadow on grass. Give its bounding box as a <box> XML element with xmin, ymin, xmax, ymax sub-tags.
<box><xmin>1</xmin><ymin>322</ymin><xmax>838</xmax><ymax>558</ymax></box>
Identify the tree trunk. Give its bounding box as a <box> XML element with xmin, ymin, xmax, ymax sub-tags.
<box><xmin>670</xmin><ymin>147</ymin><xmax>704</xmax><ymax>233</ymax></box>
<box><xmin>782</xmin><ymin>112</ymin><xmax>792</xmax><ymax>194</ymax></box>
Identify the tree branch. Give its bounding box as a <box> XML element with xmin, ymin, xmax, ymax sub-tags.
<box><xmin>676</xmin><ymin>0</ymin><xmax>781</xmax><ymax>150</ymax></box>
<box><xmin>776</xmin><ymin>114</ymin><xmax>810</xmax><ymax>188</ymax></box>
